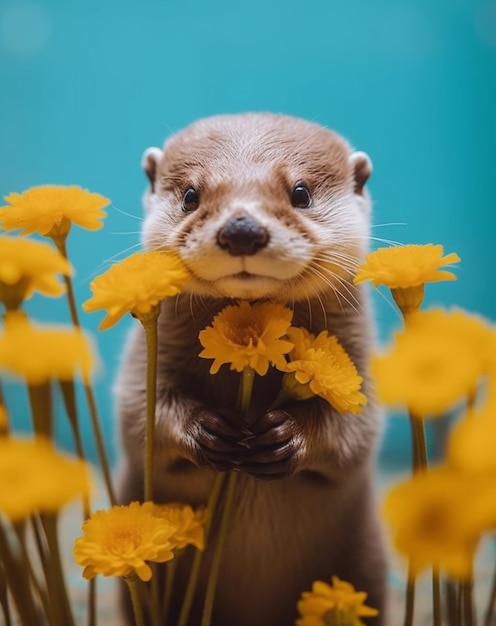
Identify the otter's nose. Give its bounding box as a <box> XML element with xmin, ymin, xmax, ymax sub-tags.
<box><xmin>216</xmin><ymin>215</ymin><xmax>269</xmax><ymax>256</ymax></box>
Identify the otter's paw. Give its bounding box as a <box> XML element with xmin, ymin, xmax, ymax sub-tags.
<box><xmin>188</xmin><ymin>407</ymin><xmax>249</xmax><ymax>472</ymax></box>
<box><xmin>237</xmin><ymin>409</ymin><xmax>305</xmax><ymax>480</ymax></box>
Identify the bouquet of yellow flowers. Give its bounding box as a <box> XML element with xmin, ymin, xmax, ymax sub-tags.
<box><xmin>0</xmin><ymin>185</ymin><xmax>494</xmax><ymax>626</ymax></box>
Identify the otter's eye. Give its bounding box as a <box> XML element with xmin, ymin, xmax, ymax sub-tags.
<box><xmin>290</xmin><ymin>184</ymin><xmax>312</xmax><ymax>209</ymax></box>
<box><xmin>182</xmin><ymin>187</ymin><xmax>200</xmax><ymax>212</ymax></box>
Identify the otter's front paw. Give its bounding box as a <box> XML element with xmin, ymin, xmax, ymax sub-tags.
<box><xmin>188</xmin><ymin>407</ymin><xmax>248</xmax><ymax>472</ymax></box>
<box><xmin>238</xmin><ymin>409</ymin><xmax>306</xmax><ymax>480</ymax></box>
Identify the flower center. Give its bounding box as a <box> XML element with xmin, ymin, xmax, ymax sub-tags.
<box><xmin>108</xmin><ymin>523</ymin><xmax>144</xmax><ymax>552</ymax></box>
<box><xmin>227</xmin><ymin>320</ymin><xmax>264</xmax><ymax>347</ymax></box>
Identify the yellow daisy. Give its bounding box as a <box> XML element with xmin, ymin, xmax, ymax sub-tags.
<box><xmin>383</xmin><ymin>465</ymin><xmax>495</xmax><ymax>579</ymax></box>
<box><xmin>353</xmin><ymin>244</ymin><xmax>460</xmax><ymax>288</ymax></box>
<box><xmin>73</xmin><ymin>501</ymin><xmax>177</xmax><ymax>582</ymax></box>
<box><xmin>354</xmin><ymin>244</ymin><xmax>460</xmax><ymax>316</ymax></box>
<box><xmin>152</xmin><ymin>503</ymin><xmax>207</xmax><ymax>550</ymax></box>
<box><xmin>198</xmin><ymin>300</ymin><xmax>294</xmax><ymax>376</ymax></box>
<box><xmin>0</xmin><ymin>436</ymin><xmax>91</xmax><ymax>521</ymax></box>
<box><xmin>0</xmin><ymin>185</ymin><xmax>109</xmax><ymax>239</ymax></box>
<box><xmin>0</xmin><ymin>235</ymin><xmax>71</xmax><ymax>309</ymax></box>
<box><xmin>0</xmin><ymin>313</ymin><xmax>96</xmax><ymax>384</ymax></box>
<box><xmin>282</xmin><ymin>327</ymin><xmax>367</xmax><ymax>414</ymax></box>
<box><xmin>296</xmin><ymin>576</ymin><xmax>379</xmax><ymax>626</ymax></box>
<box><xmin>82</xmin><ymin>251</ymin><xmax>190</xmax><ymax>330</ymax></box>
<box><xmin>371</xmin><ymin>309</ymin><xmax>488</xmax><ymax>417</ymax></box>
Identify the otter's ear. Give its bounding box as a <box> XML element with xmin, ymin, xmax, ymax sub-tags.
<box><xmin>142</xmin><ymin>147</ymin><xmax>163</xmax><ymax>193</ymax></box>
<box><xmin>349</xmin><ymin>151</ymin><xmax>372</xmax><ymax>196</ymax></box>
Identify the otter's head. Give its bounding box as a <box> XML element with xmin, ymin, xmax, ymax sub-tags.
<box><xmin>141</xmin><ymin>113</ymin><xmax>372</xmax><ymax>302</ymax></box>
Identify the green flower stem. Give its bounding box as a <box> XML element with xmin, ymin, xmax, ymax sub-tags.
<box><xmin>13</xmin><ymin>522</ymin><xmax>51</xmax><ymax>618</ymax></box>
<box><xmin>403</xmin><ymin>411</ymin><xmax>429</xmax><ymax>626</ymax></box>
<box><xmin>462</xmin><ymin>579</ymin><xmax>475</xmax><ymax>626</ymax></box>
<box><xmin>201</xmin><ymin>471</ymin><xmax>238</xmax><ymax>626</ymax></box>
<box><xmin>484</xmin><ymin>562</ymin><xmax>496</xmax><ymax>626</ymax></box>
<box><xmin>0</xmin><ymin>522</ymin><xmax>42</xmax><ymax>625</ymax></box>
<box><xmin>140</xmin><ymin>310</ymin><xmax>160</xmax><ymax>503</ymax></box>
<box><xmin>403</xmin><ymin>565</ymin><xmax>416</xmax><ymax>626</ymax></box>
<box><xmin>407</xmin><ymin>413</ymin><xmax>444</xmax><ymax>626</ymax></box>
<box><xmin>0</xmin><ymin>560</ymin><xmax>12</xmax><ymax>626</ymax></box>
<box><xmin>58</xmin><ymin>380</ymin><xmax>97</xmax><ymax>626</ymax></box>
<box><xmin>125</xmin><ymin>576</ymin><xmax>147</xmax><ymax>626</ymax></box>
<box><xmin>445</xmin><ymin>580</ymin><xmax>459</xmax><ymax>626</ymax></box>
<box><xmin>56</xmin><ymin>238</ymin><xmax>116</xmax><ymax>505</ymax></box>
<box><xmin>408</xmin><ymin>411</ymin><xmax>428</xmax><ymax>472</ymax></box>
<box><xmin>176</xmin><ymin>471</ymin><xmax>226</xmax><ymax>626</ymax></box>
<box><xmin>146</xmin><ymin>564</ymin><xmax>161</xmax><ymax>626</ymax></box>
<box><xmin>237</xmin><ymin>366</ymin><xmax>255</xmax><ymax>421</ymax></box>
<box><xmin>162</xmin><ymin>557</ymin><xmax>176</xmax><ymax>624</ymax></box>
<box><xmin>59</xmin><ymin>380</ymin><xmax>91</xmax><ymax>515</ymax></box>
<box><xmin>200</xmin><ymin>366</ymin><xmax>254</xmax><ymax>626</ymax></box>
<box><xmin>27</xmin><ymin>381</ymin><xmax>53</xmax><ymax>438</ymax></box>
<box><xmin>84</xmin><ymin>380</ymin><xmax>116</xmax><ymax>505</ymax></box>
<box><xmin>432</xmin><ymin>566</ymin><xmax>442</xmax><ymax>626</ymax></box>
<box><xmin>40</xmin><ymin>513</ymin><xmax>76</xmax><ymax>626</ymax></box>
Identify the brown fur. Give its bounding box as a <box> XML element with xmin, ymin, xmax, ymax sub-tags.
<box><xmin>116</xmin><ymin>113</ymin><xmax>387</xmax><ymax>625</ymax></box>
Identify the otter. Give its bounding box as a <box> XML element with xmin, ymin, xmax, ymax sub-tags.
<box><xmin>116</xmin><ymin>113</ymin><xmax>387</xmax><ymax>626</ymax></box>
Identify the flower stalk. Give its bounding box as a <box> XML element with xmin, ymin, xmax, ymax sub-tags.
<box><xmin>56</xmin><ymin>238</ymin><xmax>116</xmax><ymax>506</ymax></box>
<box><xmin>27</xmin><ymin>382</ymin><xmax>52</xmax><ymax>438</ymax></box>
<box><xmin>177</xmin><ymin>472</ymin><xmax>225</xmax><ymax>626</ymax></box>
<box><xmin>140</xmin><ymin>308</ymin><xmax>160</xmax><ymax>503</ymax></box>
<box><xmin>125</xmin><ymin>575</ymin><xmax>147</xmax><ymax>626</ymax></box>
<box><xmin>201</xmin><ymin>366</ymin><xmax>254</xmax><ymax>626</ymax></box>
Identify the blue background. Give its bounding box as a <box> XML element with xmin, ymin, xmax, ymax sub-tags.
<box><xmin>1</xmin><ymin>0</ymin><xmax>495</xmax><ymax>467</ymax></box>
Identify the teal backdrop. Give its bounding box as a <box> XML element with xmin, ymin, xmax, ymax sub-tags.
<box><xmin>1</xmin><ymin>0</ymin><xmax>495</xmax><ymax>468</ymax></box>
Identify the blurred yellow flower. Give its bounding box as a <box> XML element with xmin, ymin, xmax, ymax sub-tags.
<box><xmin>353</xmin><ymin>244</ymin><xmax>460</xmax><ymax>289</ymax></box>
<box><xmin>198</xmin><ymin>300</ymin><xmax>294</xmax><ymax>375</ymax></box>
<box><xmin>73</xmin><ymin>501</ymin><xmax>177</xmax><ymax>582</ymax></box>
<box><xmin>0</xmin><ymin>235</ymin><xmax>71</xmax><ymax>308</ymax></box>
<box><xmin>296</xmin><ymin>576</ymin><xmax>379</xmax><ymax>626</ymax></box>
<box><xmin>152</xmin><ymin>503</ymin><xmax>207</xmax><ymax>550</ymax></box>
<box><xmin>447</xmin><ymin>395</ymin><xmax>496</xmax><ymax>475</ymax></box>
<box><xmin>0</xmin><ymin>314</ymin><xmax>96</xmax><ymax>384</ymax></box>
<box><xmin>372</xmin><ymin>309</ymin><xmax>487</xmax><ymax>416</ymax></box>
<box><xmin>83</xmin><ymin>251</ymin><xmax>190</xmax><ymax>330</ymax></box>
<box><xmin>0</xmin><ymin>185</ymin><xmax>109</xmax><ymax>239</ymax></box>
<box><xmin>0</xmin><ymin>436</ymin><xmax>91</xmax><ymax>521</ymax></box>
<box><xmin>383</xmin><ymin>466</ymin><xmax>496</xmax><ymax>579</ymax></box>
<box><xmin>283</xmin><ymin>327</ymin><xmax>367</xmax><ymax>414</ymax></box>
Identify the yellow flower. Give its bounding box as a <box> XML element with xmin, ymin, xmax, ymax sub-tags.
<box><xmin>82</xmin><ymin>251</ymin><xmax>190</xmax><ymax>330</ymax></box>
<box><xmin>0</xmin><ymin>436</ymin><xmax>91</xmax><ymax>521</ymax></box>
<box><xmin>371</xmin><ymin>309</ymin><xmax>488</xmax><ymax>416</ymax></box>
<box><xmin>283</xmin><ymin>327</ymin><xmax>367</xmax><ymax>414</ymax></box>
<box><xmin>73</xmin><ymin>501</ymin><xmax>177</xmax><ymax>582</ymax></box>
<box><xmin>0</xmin><ymin>185</ymin><xmax>109</xmax><ymax>239</ymax></box>
<box><xmin>0</xmin><ymin>235</ymin><xmax>71</xmax><ymax>309</ymax></box>
<box><xmin>152</xmin><ymin>503</ymin><xmax>207</xmax><ymax>550</ymax></box>
<box><xmin>354</xmin><ymin>244</ymin><xmax>460</xmax><ymax>316</ymax></box>
<box><xmin>353</xmin><ymin>244</ymin><xmax>460</xmax><ymax>288</ymax></box>
<box><xmin>296</xmin><ymin>576</ymin><xmax>379</xmax><ymax>626</ymax></box>
<box><xmin>198</xmin><ymin>300</ymin><xmax>294</xmax><ymax>375</ymax></box>
<box><xmin>447</xmin><ymin>394</ymin><xmax>496</xmax><ymax>475</ymax></box>
<box><xmin>0</xmin><ymin>314</ymin><xmax>96</xmax><ymax>384</ymax></box>
<box><xmin>383</xmin><ymin>465</ymin><xmax>496</xmax><ymax>579</ymax></box>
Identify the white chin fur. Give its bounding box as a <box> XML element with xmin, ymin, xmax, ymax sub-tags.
<box><xmin>210</xmin><ymin>275</ymin><xmax>281</xmax><ymax>300</ymax></box>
